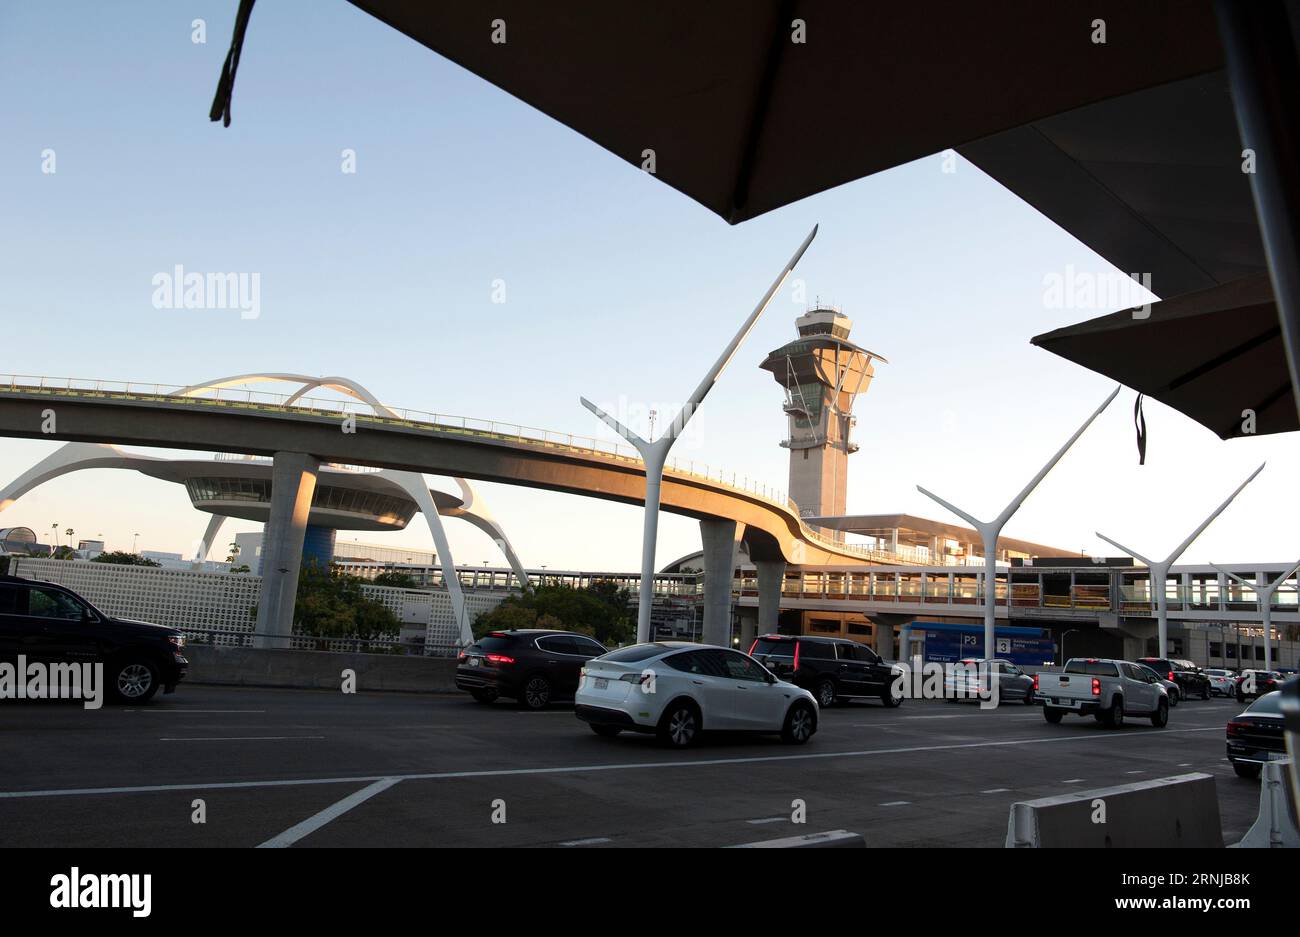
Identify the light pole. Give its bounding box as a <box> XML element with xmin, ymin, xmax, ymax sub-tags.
<box><xmin>1059</xmin><ymin>628</ymin><xmax>1079</xmax><ymax>666</ymax></box>
<box><xmin>1210</xmin><ymin>559</ymin><xmax>1300</xmax><ymax>673</ymax></box>
<box><xmin>583</xmin><ymin>226</ymin><xmax>819</xmax><ymax>643</ymax></box>
<box><xmin>1097</xmin><ymin>463</ymin><xmax>1264</xmax><ymax>659</ymax></box>
<box><xmin>918</xmin><ymin>386</ymin><xmax>1119</xmax><ymax>660</ymax></box>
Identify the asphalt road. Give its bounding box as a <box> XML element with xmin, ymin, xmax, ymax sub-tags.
<box><xmin>0</xmin><ymin>687</ymin><xmax>1262</xmax><ymax>847</ymax></box>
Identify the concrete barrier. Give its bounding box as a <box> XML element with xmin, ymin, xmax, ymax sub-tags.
<box><xmin>1005</xmin><ymin>772</ymin><xmax>1223</xmax><ymax>848</ymax></box>
<box><xmin>1235</xmin><ymin>760</ymin><xmax>1300</xmax><ymax>848</ymax></box>
<box><xmin>731</xmin><ymin>830</ymin><xmax>865</xmax><ymax>848</ymax></box>
<box><xmin>184</xmin><ymin>646</ymin><xmax>460</xmax><ymax>693</ymax></box>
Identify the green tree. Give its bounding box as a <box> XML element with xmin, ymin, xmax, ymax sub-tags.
<box><xmin>372</xmin><ymin>571</ymin><xmax>419</xmax><ymax>589</ymax></box>
<box><xmin>90</xmin><ymin>551</ymin><xmax>161</xmax><ymax>567</ymax></box>
<box><xmin>291</xmin><ymin>564</ymin><xmax>402</xmax><ymax>647</ymax></box>
<box><xmin>471</xmin><ymin>582</ymin><xmax>633</xmax><ymax>646</ymax></box>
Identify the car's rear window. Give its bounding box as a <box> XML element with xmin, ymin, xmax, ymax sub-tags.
<box><xmin>472</xmin><ymin>635</ymin><xmax>517</xmax><ymax>652</ymax></box>
<box><xmin>598</xmin><ymin>644</ymin><xmax>666</xmax><ymax>663</ymax></box>
<box><xmin>1246</xmin><ymin>692</ymin><xmax>1283</xmax><ymax>715</ymax></box>
<box><xmin>1065</xmin><ymin>659</ymin><xmax>1119</xmax><ymax>677</ymax></box>
<box><xmin>797</xmin><ymin>640</ymin><xmax>835</xmax><ymax>660</ymax></box>
<box><xmin>751</xmin><ymin>638</ymin><xmax>794</xmax><ymax>658</ymax></box>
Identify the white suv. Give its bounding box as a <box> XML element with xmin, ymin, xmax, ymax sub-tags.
<box><xmin>575</xmin><ymin>642</ymin><xmax>819</xmax><ymax>747</ymax></box>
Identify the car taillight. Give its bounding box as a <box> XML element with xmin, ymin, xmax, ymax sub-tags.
<box><xmin>1227</xmin><ymin>720</ymin><xmax>1248</xmax><ymax>737</ymax></box>
<box><xmin>458</xmin><ymin>651</ymin><xmax>466</xmax><ymax>661</ymax></box>
<box><xmin>748</xmin><ymin>639</ymin><xmax>759</xmax><ymax>655</ymax></box>
<box><xmin>1168</xmin><ymin>671</ymin><xmax>1175</xmax><ymax>682</ymax></box>
<box><xmin>486</xmin><ymin>654</ymin><xmax>514</xmax><ymax>665</ymax></box>
<box><xmin>619</xmin><ymin>673</ymin><xmax>652</xmax><ymax>686</ymax></box>
<box><xmin>1091</xmin><ymin>677</ymin><xmax>1101</xmax><ymax>696</ymax></box>
<box><xmin>793</xmin><ymin>642</ymin><xmax>801</xmax><ymax>671</ymax></box>
<box><xmin>1033</xmin><ymin>674</ymin><xmax>1039</xmax><ymax>691</ymax></box>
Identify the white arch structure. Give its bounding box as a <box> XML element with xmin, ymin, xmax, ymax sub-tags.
<box><xmin>0</xmin><ymin>437</ymin><xmax>529</xmax><ymax>648</ymax></box>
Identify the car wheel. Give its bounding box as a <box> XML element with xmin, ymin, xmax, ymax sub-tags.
<box><xmin>1104</xmin><ymin>697</ymin><xmax>1124</xmax><ymax>728</ymax></box>
<box><xmin>815</xmin><ymin>679</ymin><xmax>837</xmax><ymax>708</ymax></box>
<box><xmin>656</xmin><ymin>701</ymin><xmax>700</xmax><ymax>748</ymax></box>
<box><xmin>1168</xmin><ymin>688</ymin><xmax>1179</xmax><ymax>707</ymax></box>
<box><xmin>1023</xmin><ymin>687</ymin><xmax>1036</xmax><ymax>705</ymax></box>
<box><xmin>519</xmin><ymin>675</ymin><xmax>551</xmax><ymax>710</ymax></box>
<box><xmin>1043</xmin><ymin>706</ymin><xmax>1064</xmax><ymax>724</ymax></box>
<box><xmin>471</xmin><ymin>689</ymin><xmax>497</xmax><ymax>704</ymax></box>
<box><xmin>108</xmin><ymin>658</ymin><xmax>159</xmax><ymax>704</ymax></box>
<box><xmin>590</xmin><ymin>724</ymin><xmax>622</xmax><ymax>738</ymax></box>
<box><xmin>879</xmin><ymin>685</ymin><xmax>903</xmax><ymax>708</ymax></box>
<box><xmin>1150</xmin><ymin>697</ymin><xmax>1168</xmax><ymax>728</ymax></box>
<box><xmin>1232</xmin><ymin>761</ymin><xmax>1262</xmax><ymax>779</ymax></box>
<box><xmin>781</xmin><ymin>701</ymin><xmax>817</xmax><ymax>744</ymax></box>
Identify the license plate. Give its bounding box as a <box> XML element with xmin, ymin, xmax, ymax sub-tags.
<box><xmin>595</xmin><ymin>677</ymin><xmax>608</xmax><ymax>690</ymax></box>
<box><xmin>468</xmin><ymin>656</ymin><xmax>480</xmax><ymax>667</ymax></box>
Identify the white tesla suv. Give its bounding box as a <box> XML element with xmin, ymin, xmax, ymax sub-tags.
<box><xmin>574</xmin><ymin>642</ymin><xmax>819</xmax><ymax>747</ymax></box>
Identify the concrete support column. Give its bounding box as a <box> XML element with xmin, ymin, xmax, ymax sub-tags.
<box><xmin>700</xmin><ymin>519</ymin><xmax>744</xmax><ymax>646</ymax></box>
<box><xmin>755</xmin><ymin>559</ymin><xmax>786</xmax><ymax>638</ymax></box>
<box><xmin>898</xmin><ymin>624</ymin><xmax>913</xmax><ymax>663</ymax></box>
<box><xmin>255</xmin><ymin>451</ymin><xmax>320</xmax><ymax>648</ymax></box>
<box><xmin>875</xmin><ymin>620</ymin><xmax>895</xmax><ymax>660</ymax></box>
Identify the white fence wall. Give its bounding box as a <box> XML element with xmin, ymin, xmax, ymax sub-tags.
<box><xmin>9</xmin><ymin>558</ymin><xmax>511</xmax><ymax>654</ymax></box>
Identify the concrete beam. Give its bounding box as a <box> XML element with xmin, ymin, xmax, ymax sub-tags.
<box><xmin>701</xmin><ymin>519</ymin><xmax>745</xmax><ymax>646</ymax></box>
<box><xmin>255</xmin><ymin>452</ymin><xmax>320</xmax><ymax>647</ymax></box>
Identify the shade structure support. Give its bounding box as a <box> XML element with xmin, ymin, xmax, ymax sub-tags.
<box><xmin>582</xmin><ymin>226</ymin><xmax>817</xmax><ymax>643</ymax></box>
<box><xmin>1097</xmin><ymin>464</ymin><xmax>1265</xmax><ymax>659</ymax></box>
<box><xmin>1210</xmin><ymin>559</ymin><xmax>1300</xmax><ymax>673</ymax></box>
<box><xmin>918</xmin><ymin>386</ymin><xmax>1119</xmax><ymax>660</ymax></box>
<box><xmin>1216</xmin><ymin>0</ymin><xmax>1300</xmax><ymax>425</ymax></box>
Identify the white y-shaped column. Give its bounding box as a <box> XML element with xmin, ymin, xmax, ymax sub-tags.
<box><xmin>190</xmin><ymin>514</ymin><xmax>229</xmax><ymax>570</ymax></box>
<box><xmin>1098</xmin><ymin>463</ymin><xmax>1265</xmax><ymax>659</ymax></box>
<box><xmin>1210</xmin><ymin>560</ymin><xmax>1300</xmax><ymax>673</ymax></box>
<box><xmin>918</xmin><ymin>386</ymin><xmax>1120</xmax><ymax>660</ymax></box>
<box><xmin>379</xmin><ymin>469</ymin><xmax>472</xmax><ymax>649</ymax></box>
<box><xmin>582</xmin><ymin>226</ymin><xmax>818</xmax><ymax>643</ymax></box>
<box><xmin>444</xmin><ymin>478</ymin><xmax>529</xmax><ymax>590</ymax></box>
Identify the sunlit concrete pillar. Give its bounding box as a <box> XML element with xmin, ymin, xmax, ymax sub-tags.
<box><xmin>255</xmin><ymin>451</ymin><xmax>319</xmax><ymax>648</ymax></box>
<box><xmin>701</xmin><ymin>519</ymin><xmax>744</xmax><ymax>646</ymax></box>
<box><xmin>755</xmin><ymin>559</ymin><xmax>786</xmax><ymax>639</ymax></box>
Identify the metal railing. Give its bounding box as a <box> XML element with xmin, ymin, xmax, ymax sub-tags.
<box><xmin>0</xmin><ymin>373</ymin><xmax>933</xmax><ymax>566</ymax></box>
<box><xmin>181</xmin><ymin>626</ymin><xmax>461</xmax><ymax>657</ymax></box>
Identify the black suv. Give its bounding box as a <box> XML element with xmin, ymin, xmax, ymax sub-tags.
<box><xmin>1137</xmin><ymin>657</ymin><xmax>1211</xmax><ymax>700</ymax></box>
<box><xmin>749</xmin><ymin>634</ymin><xmax>900</xmax><ymax>708</ymax></box>
<box><xmin>0</xmin><ymin>576</ymin><xmax>188</xmax><ymax>703</ymax></box>
<box><xmin>456</xmin><ymin>629</ymin><xmax>608</xmax><ymax>709</ymax></box>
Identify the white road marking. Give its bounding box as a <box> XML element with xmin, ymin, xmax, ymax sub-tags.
<box><xmin>746</xmin><ymin>817</ymin><xmax>787</xmax><ymax>825</ymax></box>
<box><xmin>159</xmin><ymin>736</ymin><xmax>325</xmax><ymax>742</ymax></box>
<box><xmin>559</xmin><ymin>837</ymin><xmax>612</xmax><ymax>846</ymax></box>
<box><xmin>981</xmin><ymin>788</ymin><xmax>1010</xmax><ymax>794</ymax></box>
<box><xmin>125</xmin><ymin>709</ymin><xmax>267</xmax><ymax>714</ymax></box>
<box><xmin>1062</xmin><ymin>778</ymin><xmax>1084</xmax><ymax>783</ymax></box>
<box><xmin>879</xmin><ymin>800</ymin><xmax>911</xmax><ymax>806</ymax></box>
<box><xmin>258</xmin><ymin>777</ymin><xmax>402</xmax><ymax>848</ymax></box>
<box><xmin>0</xmin><ymin>726</ymin><xmax>1223</xmax><ymax>800</ymax></box>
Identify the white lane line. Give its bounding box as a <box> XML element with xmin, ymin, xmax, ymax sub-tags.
<box><xmin>559</xmin><ymin>837</ymin><xmax>612</xmax><ymax>846</ymax></box>
<box><xmin>125</xmin><ymin>709</ymin><xmax>267</xmax><ymax>714</ymax></box>
<box><xmin>1178</xmin><ymin>763</ymin><xmax>1194</xmax><ymax>767</ymax></box>
<box><xmin>0</xmin><ymin>726</ymin><xmax>1223</xmax><ymax>800</ymax></box>
<box><xmin>746</xmin><ymin>817</ymin><xmax>787</xmax><ymax>825</ymax></box>
<box><xmin>1125</xmin><ymin>770</ymin><xmax>1144</xmax><ymax>774</ymax></box>
<box><xmin>900</xmin><ymin>715</ymin><xmax>963</xmax><ymax>720</ymax></box>
<box><xmin>1062</xmin><ymin>778</ymin><xmax>1085</xmax><ymax>783</ymax></box>
<box><xmin>159</xmin><ymin>736</ymin><xmax>325</xmax><ymax>742</ymax></box>
<box><xmin>258</xmin><ymin>777</ymin><xmax>402</xmax><ymax>848</ymax></box>
<box><xmin>879</xmin><ymin>801</ymin><xmax>911</xmax><ymax>806</ymax></box>
<box><xmin>981</xmin><ymin>788</ymin><xmax>1011</xmax><ymax>794</ymax></box>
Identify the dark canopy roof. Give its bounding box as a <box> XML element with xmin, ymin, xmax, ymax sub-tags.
<box><xmin>344</xmin><ymin>0</ymin><xmax>1225</xmax><ymax>223</ymax></box>
<box><xmin>960</xmin><ymin>69</ymin><xmax>1264</xmax><ymax>299</ymax></box>
<box><xmin>1032</xmin><ymin>274</ymin><xmax>1294</xmax><ymax>440</ymax></box>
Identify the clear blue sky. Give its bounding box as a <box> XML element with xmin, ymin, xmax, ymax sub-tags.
<box><xmin>2</xmin><ymin>1</ymin><xmax>1296</xmax><ymax>570</ymax></box>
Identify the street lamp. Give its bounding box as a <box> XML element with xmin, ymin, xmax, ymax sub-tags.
<box><xmin>1059</xmin><ymin>628</ymin><xmax>1079</xmax><ymax>666</ymax></box>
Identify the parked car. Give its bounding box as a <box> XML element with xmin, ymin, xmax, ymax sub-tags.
<box><xmin>575</xmin><ymin>642</ymin><xmax>818</xmax><ymax>747</ymax></box>
<box><xmin>1235</xmin><ymin>669</ymin><xmax>1285</xmax><ymax>702</ymax></box>
<box><xmin>748</xmin><ymin>634</ymin><xmax>900</xmax><ymax>708</ymax></box>
<box><xmin>0</xmin><ymin>575</ymin><xmax>187</xmax><ymax>703</ymax></box>
<box><xmin>1203</xmin><ymin>668</ymin><xmax>1237</xmax><ymax>697</ymax></box>
<box><xmin>1135</xmin><ymin>662</ymin><xmax>1181</xmax><ymax>706</ymax></box>
<box><xmin>1136</xmin><ymin>657</ymin><xmax>1210</xmax><ymax>700</ymax></box>
<box><xmin>944</xmin><ymin>658</ymin><xmax>1036</xmax><ymax>704</ymax></box>
<box><xmin>455</xmin><ymin>629</ymin><xmax>607</xmax><ymax>709</ymax></box>
<box><xmin>1036</xmin><ymin>658</ymin><xmax>1169</xmax><ymax>728</ymax></box>
<box><xmin>1226</xmin><ymin>691</ymin><xmax>1286</xmax><ymax>778</ymax></box>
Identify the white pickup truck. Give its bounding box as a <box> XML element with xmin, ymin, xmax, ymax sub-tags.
<box><xmin>1036</xmin><ymin>658</ymin><xmax>1170</xmax><ymax>728</ymax></box>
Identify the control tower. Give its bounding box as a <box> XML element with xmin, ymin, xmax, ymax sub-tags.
<box><xmin>759</xmin><ymin>308</ymin><xmax>885</xmax><ymax>539</ymax></box>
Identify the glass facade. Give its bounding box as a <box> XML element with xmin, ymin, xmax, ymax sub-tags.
<box><xmin>185</xmin><ymin>477</ymin><xmax>416</xmax><ymax>526</ymax></box>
